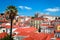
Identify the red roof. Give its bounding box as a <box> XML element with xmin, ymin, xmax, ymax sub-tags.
<box><xmin>44</xmin><ymin>18</ymin><xmax>49</xmax><ymax>22</ymax></box>
<box><xmin>29</xmin><ymin>33</ymin><xmax>47</xmax><ymax>40</ymax></box>
<box><xmin>23</xmin><ymin>32</ymin><xmax>48</xmax><ymax>40</ymax></box>
<box><xmin>0</xmin><ymin>20</ymin><xmax>8</xmax><ymax>23</ymax></box>
<box><xmin>48</xmin><ymin>25</ymin><xmax>54</xmax><ymax>28</ymax></box>
<box><xmin>14</xmin><ymin>27</ymin><xmax>37</xmax><ymax>36</ymax></box>
<box><xmin>1</xmin><ymin>22</ymin><xmax>20</xmax><ymax>28</ymax></box>
<box><xmin>19</xmin><ymin>24</ymin><xmax>27</xmax><ymax>27</ymax></box>
<box><xmin>46</xmin><ymin>33</ymin><xmax>54</xmax><ymax>40</ymax></box>
<box><xmin>40</xmin><ymin>24</ymin><xmax>53</xmax><ymax>28</ymax></box>
<box><xmin>1</xmin><ymin>23</ymin><xmax>6</xmax><ymax>27</ymax></box>
<box><xmin>55</xmin><ymin>30</ymin><xmax>60</xmax><ymax>32</ymax></box>
<box><xmin>14</xmin><ymin>27</ymin><xmax>37</xmax><ymax>32</ymax></box>
<box><xmin>2</xmin><ymin>24</ymin><xmax>19</xmax><ymax>28</ymax></box>
<box><xmin>34</xmin><ymin>17</ymin><xmax>43</xmax><ymax>20</ymax></box>
<box><xmin>23</xmin><ymin>36</ymin><xmax>34</xmax><ymax>40</ymax></box>
<box><xmin>51</xmin><ymin>20</ymin><xmax>60</xmax><ymax>22</ymax></box>
<box><xmin>16</xmin><ymin>31</ymin><xmax>54</xmax><ymax>40</ymax></box>
<box><xmin>56</xmin><ymin>38</ymin><xmax>60</xmax><ymax>40</ymax></box>
<box><xmin>0</xmin><ymin>15</ymin><xmax>2</xmax><ymax>17</ymax></box>
<box><xmin>51</xmin><ymin>20</ymin><xmax>55</xmax><ymax>22</ymax></box>
<box><xmin>0</xmin><ymin>32</ymin><xmax>7</xmax><ymax>39</ymax></box>
<box><xmin>40</xmin><ymin>24</ymin><xmax>49</xmax><ymax>26</ymax></box>
<box><xmin>5</xmin><ymin>25</ymin><xmax>19</xmax><ymax>28</ymax></box>
<box><xmin>23</xmin><ymin>33</ymin><xmax>54</xmax><ymax>40</ymax></box>
<box><xmin>57</xmin><ymin>24</ymin><xmax>60</xmax><ymax>26</ymax></box>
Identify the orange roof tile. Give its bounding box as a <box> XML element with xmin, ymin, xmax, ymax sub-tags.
<box><xmin>46</xmin><ymin>33</ymin><xmax>54</xmax><ymax>40</ymax></box>
<box><xmin>3</xmin><ymin>25</ymin><xmax>19</xmax><ymax>28</ymax></box>
<box><xmin>40</xmin><ymin>24</ymin><xmax>53</xmax><ymax>28</ymax></box>
<box><xmin>14</xmin><ymin>27</ymin><xmax>37</xmax><ymax>33</ymax></box>
<box><xmin>0</xmin><ymin>32</ymin><xmax>7</xmax><ymax>39</ymax></box>
<box><xmin>23</xmin><ymin>37</ymin><xmax>34</xmax><ymax>40</ymax></box>
<box><xmin>51</xmin><ymin>20</ymin><xmax>55</xmax><ymax>22</ymax></box>
<box><xmin>55</xmin><ymin>30</ymin><xmax>60</xmax><ymax>32</ymax></box>
<box><xmin>57</xmin><ymin>24</ymin><xmax>60</xmax><ymax>26</ymax></box>
<box><xmin>0</xmin><ymin>20</ymin><xmax>8</xmax><ymax>23</ymax></box>
<box><xmin>29</xmin><ymin>32</ymin><xmax>47</xmax><ymax>40</ymax></box>
<box><xmin>56</xmin><ymin>38</ymin><xmax>60</xmax><ymax>40</ymax></box>
<box><xmin>40</xmin><ymin>24</ymin><xmax>49</xmax><ymax>26</ymax></box>
<box><xmin>34</xmin><ymin>17</ymin><xmax>43</xmax><ymax>20</ymax></box>
<box><xmin>48</xmin><ymin>25</ymin><xmax>54</xmax><ymax>28</ymax></box>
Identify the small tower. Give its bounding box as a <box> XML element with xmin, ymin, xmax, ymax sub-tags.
<box><xmin>35</xmin><ymin>12</ymin><xmax>39</xmax><ymax>18</ymax></box>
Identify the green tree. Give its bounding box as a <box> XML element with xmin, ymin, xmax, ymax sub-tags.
<box><xmin>5</xmin><ymin>5</ymin><xmax>18</xmax><ymax>40</ymax></box>
<box><xmin>6</xmin><ymin>5</ymin><xmax>18</xmax><ymax>16</ymax></box>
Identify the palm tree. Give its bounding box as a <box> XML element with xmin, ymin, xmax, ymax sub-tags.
<box><xmin>6</xmin><ymin>5</ymin><xmax>18</xmax><ymax>17</ymax></box>
<box><xmin>6</xmin><ymin>5</ymin><xmax>18</xmax><ymax>40</ymax></box>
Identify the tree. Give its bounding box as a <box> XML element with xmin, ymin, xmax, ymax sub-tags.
<box><xmin>6</xmin><ymin>5</ymin><xmax>18</xmax><ymax>17</ymax></box>
<box><xmin>6</xmin><ymin>5</ymin><xmax>18</xmax><ymax>40</ymax></box>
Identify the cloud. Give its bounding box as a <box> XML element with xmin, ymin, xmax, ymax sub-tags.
<box><xmin>25</xmin><ymin>6</ymin><xmax>32</xmax><ymax>10</ymax></box>
<box><xmin>19</xmin><ymin>6</ymin><xmax>24</xmax><ymax>9</ymax></box>
<box><xmin>45</xmin><ymin>7</ymin><xmax>60</xmax><ymax>12</ymax></box>
<box><xmin>19</xmin><ymin>6</ymin><xmax>32</xmax><ymax>10</ymax></box>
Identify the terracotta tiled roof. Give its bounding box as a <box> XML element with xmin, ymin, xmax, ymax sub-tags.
<box><xmin>56</xmin><ymin>38</ymin><xmax>60</xmax><ymax>40</ymax></box>
<box><xmin>40</xmin><ymin>24</ymin><xmax>49</xmax><ymax>26</ymax></box>
<box><xmin>0</xmin><ymin>32</ymin><xmax>7</xmax><ymax>39</ymax></box>
<box><xmin>51</xmin><ymin>20</ymin><xmax>55</xmax><ymax>22</ymax></box>
<box><xmin>55</xmin><ymin>30</ymin><xmax>60</xmax><ymax>32</ymax></box>
<box><xmin>57</xmin><ymin>24</ymin><xmax>60</xmax><ymax>26</ymax></box>
<box><xmin>14</xmin><ymin>27</ymin><xmax>37</xmax><ymax>32</ymax></box>
<box><xmin>34</xmin><ymin>17</ymin><xmax>43</xmax><ymax>20</ymax></box>
<box><xmin>46</xmin><ymin>33</ymin><xmax>54</xmax><ymax>40</ymax></box>
<box><xmin>51</xmin><ymin>20</ymin><xmax>60</xmax><ymax>22</ymax></box>
<box><xmin>5</xmin><ymin>25</ymin><xmax>19</xmax><ymax>28</ymax></box>
<box><xmin>23</xmin><ymin>37</ymin><xmax>33</xmax><ymax>40</ymax></box>
<box><xmin>14</xmin><ymin>27</ymin><xmax>37</xmax><ymax>36</ymax></box>
<box><xmin>0</xmin><ymin>19</ymin><xmax>8</xmax><ymax>23</ymax></box>
<box><xmin>43</xmin><ymin>18</ymin><xmax>49</xmax><ymax>22</ymax></box>
<box><xmin>40</xmin><ymin>24</ymin><xmax>53</xmax><ymax>28</ymax></box>
<box><xmin>1</xmin><ymin>23</ymin><xmax>19</xmax><ymax>28</ymax></box>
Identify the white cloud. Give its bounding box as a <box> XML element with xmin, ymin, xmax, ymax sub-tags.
<box><xmin>19</xmin><ymin>6</ymin><xmax>32</xmax><ymax>10</ymax></box>
<box><xmin>25</xmin><ymin>6</ymin><xmax>32</xmax><ymax>10</ymax></box>
<box><xmin>19</xmin><ymin>6</ymin><xmax>24</xmax><ymax>9</ymax></box>
<box><xmin>45</xmin><ymin>7</ymin><xmax>60</xmax><ymax>12</ymax></box>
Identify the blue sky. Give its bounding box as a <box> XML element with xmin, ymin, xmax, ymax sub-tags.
<box><xmin>0</xmin><ymin>0</ymin><xmax>60</xmax><ymax>16</ymax></box>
